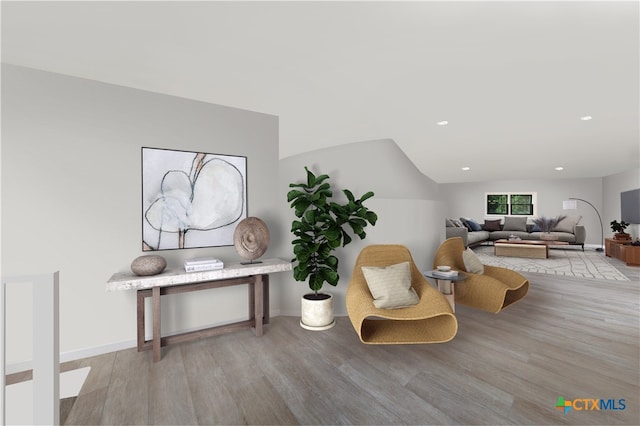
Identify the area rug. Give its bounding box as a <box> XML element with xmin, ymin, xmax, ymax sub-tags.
<box><xmin>473</xmin><ymin>246</ymin><xmax>629</xmax><ymax>281</ymax></box>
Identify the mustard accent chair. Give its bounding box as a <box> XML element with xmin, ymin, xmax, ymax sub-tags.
<box><xmin>346</xmin><ymin>244</ymin><xmax>458</xmax><ymax>344</ymax></box>
<box><xmin>433</xmin><ymin>237</ymin><xmax>529</xmax><ymax>313</ymax></box>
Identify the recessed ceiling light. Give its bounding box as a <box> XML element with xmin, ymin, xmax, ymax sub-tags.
<box><xmin>555</xmin><ymin>166</ymin><xmax>564</xmax><ymax>171</ymax></box>
<box><xmin>580</xmin><ymin>116</ymin><xmax>593</xmax><ymax>121</ymax></box>
<box><xmin>437</xmin><ymin>121</ymin><xmax>449</xmax><ymax>126</ymax></box>
<box><xmin>461</xmin><ymin>167</ymin><xmax>470</xmax><ymax>171</ymax></box>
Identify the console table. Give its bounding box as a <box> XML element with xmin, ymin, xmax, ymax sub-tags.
<box><xmin>107</xmin><ymin>258</ymin><xmax>292</xmax><ymax>362</ymax></box>
<box><xmin>605</xmin><ymin>238</ymin><xmax>640</xmax><ymax>266</ymax></box>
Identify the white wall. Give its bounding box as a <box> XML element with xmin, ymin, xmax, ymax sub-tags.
<box><xmin>1</xmin><ymin>68</ymin><xmax>445</xmax><ymax>367</ymax></box>
<box><xmin>1</xmin><ymin>65</ymin><xmax>282</xmax><ymax>365</ymax></box>
<box><xmin>603</xmin><ymin>168</ymin><xmax>640</xmax><ymax>240</ymax></box>
<box><xmin>5</xmin><ymin>63</ymin><xmax>633</xmax><ymax>368</ymax></box>
<box><xmin>277</xmin><ymin>139</ymin><xmax>444</xmax><ymax>316</ymax></box>
<box><xmin>440</xmin><ymin>177</ymin><xmax>605</xmax><ymax>247</ymax></box>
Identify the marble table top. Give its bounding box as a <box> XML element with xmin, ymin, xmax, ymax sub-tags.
<box><xmin>107</xmin><ymin>258</ymin><xmax>292</xmax><ymax>291</ymax></box>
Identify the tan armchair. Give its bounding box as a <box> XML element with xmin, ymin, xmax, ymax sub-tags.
<box><xmin>433</xmin><ymin>237</ymin><xmax>529</xmax><ymax>313</ymax></box>
<box><xmin>346</xmin><ymin>244</ymin><xmax>458</xmax><ymax>344</ymax></box>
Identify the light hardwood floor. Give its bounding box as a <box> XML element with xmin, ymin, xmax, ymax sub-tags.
<box><xmin>9</xmin><ymin>255</ymin><xmax>640</xmax><ymax>425</ymax></box>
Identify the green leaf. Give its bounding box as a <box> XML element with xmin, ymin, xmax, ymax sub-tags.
<box><xmin>293</xmin><ymin>244</ymin><xmax>311</xmax><ymax>258</ymax></box>
<box><xmin>304</xmin><ymin>209</ymin><xmax>316</xmax><ymax>223</ymax></box>
<box><xmin>343</xmin><ymin>189</ymin><xmax>355</xmax><ymax>202</ymax></box>
<box><xmin>290</xmin><ymin>221</ymin><xmax>308</xmax><ymax>232</ymax></box>
<box><xmin>293</xmin><ymin>265</ymin><xmax>310</xmax><ymax>282</ymax></box>
<box><xmin>366</xmin><ymin>211</ymin><xmax>378</xmax><ymax>225</ymax></box>
<box><xmin>318</xmin><ymin>243</ymin><xmax>332</xmax><ymax>260</ymax></box>
<box><xmin>320</xmin><ymin>268</ymin><xmax>339</xmax><ymax>286</ymax></box>
<box><xmin>342</xmin><ymin>231</ymin><xmax>352</xmax><ymax>247</ymax></box>
<box><xmin>316</xmin><ymin>182</ymin><xmax>331</xmax><ymax>192</ymax></box>
<box><xmin>295</xmin><ymin>200</ymin><xmax>311</xmax><ymax>217</ymax></box>
<box><xmin>305</xmin><ymin>167</ymin><xmax>317</xmax><ymax>187</ymax></box>
<box><xmin>292</xmin><ymin>234</ymin><xmax>313</xmax><ymax>244</ymax></box>
<box><xmin>309</xmin><ymin>273</ymin><xmax>325</xmax><ymax>292</ymax></box>
<box><xmin>289</xmin><ymin>182</ymin><xmax>309</xmax><ymax>189</ymax></box>
<box><xmin>327</xmin><ymin>236</ymin><xmax>342</xmax><ymax>249</ymax></box>
<box><xmin>325</xmin><ymin>255</ymin><xmax>339</xmax><ymax>269</ymax></box>
<box><xmin>359</xmin><ymin>191</ymin><xmax>375</xmax><ymax>203</ymax></box>
<box><xmin>325</xmin><ymin>227</ymin><xmax>341</xmax><ymax>242</ymax></box>
<box><xmin>350</xmin><ymin>218</ymin><xmax>367</xmax><ymax>227</ymax></box>
<box><xmin>313</xmin><ymin>173</ymin><xmax>330</xmax><ymax>186</ymax></box>
<box><xmin>348</xmin><ymin>220</ymin><xmax>364</xmax><ymax>236</ymax></box>
<box><xmin>287</xmin><ymin>189</ymin><xmax>305</xmax><ymax>202</ymax></box>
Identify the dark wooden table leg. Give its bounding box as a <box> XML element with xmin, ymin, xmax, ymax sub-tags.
<box><xmin>136</xmin><ymin>290</ymin><xmax>145</xmax><ymax>351</ymax></box>
<box><xmin>248</xmin><ymin>279</ymin><xmax>255</xmax><ymax>323</ymax></box>
<box><xmin>152</xmin><ymin>286</ymin><xmax>161</xmax><ymax>362</ymax></box>
<box><xmin>263</xmin><ymin>274</ymin><xmax>270</xmax><ymax>325</ymax></box>
<box><xmin>254</xmin><ymin>275</ymin><xmax>263</xmax><ymax>337</ymax></box>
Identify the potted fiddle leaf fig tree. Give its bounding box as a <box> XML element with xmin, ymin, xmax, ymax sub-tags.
<box><xmin>288</xmin><ymin>166</ymin><xmax>377</xmax><ymax>330</ymax></box>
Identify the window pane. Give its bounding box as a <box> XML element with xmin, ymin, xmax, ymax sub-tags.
<box><xmin>511</xmin><ymin>204</ymin><xmax>533</xmax><ymax>215</ymax></box>
<box><xmin>511</xmin><ymin>194</ymin><xmax>532</xmax><ymax>204</ymax></box>
<box><xmin>510</xmin><ymin>194</ymin><xmax>533</xmax><ymax>215</ymax></box>
<box><xmin>488</xmin><ymin>194</ymin><xmax>508</xmax><ymax>204</ymax></box>
<box><xmin>489</xmin><ymin>204</ymin><xmax>508</xmax><ymax>214</ymax></box>
<box><xmin>487</xmin><ymin>194</ymin><xmax>508</xmax><ymax>214</ymax></box>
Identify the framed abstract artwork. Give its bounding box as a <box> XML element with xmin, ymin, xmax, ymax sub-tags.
<box><xmin>142</xmin><ymin>147</ymin><xmax>247</xmax><ymax>251</ymax></box>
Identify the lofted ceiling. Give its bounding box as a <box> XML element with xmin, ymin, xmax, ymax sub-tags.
<box><xmin>2</xmin><ymin>1</ymin><xmax>638</xmax><ymax>183</ymax></box>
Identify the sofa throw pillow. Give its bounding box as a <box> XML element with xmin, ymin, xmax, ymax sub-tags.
<box><xmin>451</xmin><ymin>219</ymin><xmax>465</xmax><ymax>228</ymax></box>
<box><xmin>503</xmin><ymin>216</ymin><xmax>527</xmax><ymax>232</ymax></box>
<box><xmin>462</xmin><ymin>248</ymin><xmax>484</xmax><ymax>274</ymax></box>
<box><xmin>553</xmin><ymin>215</ymin><xmax>581</xmax><ymax>233</ymax></box>
<box><xmin>361</xmin><ymin>262</ymin><xmax>420</xmax><ymax>309</ymax></box>
<box><xmin>459</xmin><ymin>218</ymin><xmax>472</xmax><ymax>231</ymax></box>
<box><xmin>465</xmin><ymin>218</ymin><xmax>483</xmax><ymax>232</ymax></box>
<box><xmin>483</xmin><ymin>219</ymin><xmax>502</xmax><ymax>231</ymax></box>
<box><xmin>445</xmin><ymin>218</ymin><xmax>456</xmax><ymax>227</ymax></box>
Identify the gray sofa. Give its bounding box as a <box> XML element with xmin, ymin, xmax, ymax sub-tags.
<box><xmin>446</xmin><ymin>216</ymin><xmax>586</xmax><ymax>250</ymax></box>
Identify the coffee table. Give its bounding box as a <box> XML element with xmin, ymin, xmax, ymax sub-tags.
<box><xmin>494</xmin><ymin>239</ymin><xmax>569</xmax><ymax>259</ymax></box>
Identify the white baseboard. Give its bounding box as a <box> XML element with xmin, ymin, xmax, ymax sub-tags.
<box><xmin>7</xmin><ymin>312</ymin><xmax>326</xmax><ymax>374</ymax></box>
<box><xmin>6</xmin><ymin>339</ymin><xmax>136</xmax><ymax>374</ymax></box>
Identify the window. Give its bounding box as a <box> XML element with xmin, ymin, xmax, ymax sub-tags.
<box><xmin>510</xmin><ymin>194</ymin><xmax>534</xmax><ymax>215</ymax></box>
<box><xmin>485</xmin><ymin>192</ymin><xmax>537</xmax><ymax>217</ymax></box>
<box><xmin>487</xmin><ymin>194</ymin><xmax>508</xmax><ymax>215</ymax></box>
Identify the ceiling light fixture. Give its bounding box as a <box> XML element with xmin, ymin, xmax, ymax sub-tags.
<box><xmin>461</xmin><ymin>167</ymin><xmax>470</xmax><ymax>171</ymax></box>
<box><xmin>555</xmin><ymin>167</ymin><xmax>564</xmax><ymax>171</ymax></box>
<box><xmin>580</xmin><ymin>115</ymin><xmax>593</xmax><ymax>121</ymax></box>
<box><xmin>436</xmin><ymin>121</ymin><xmax>449</xmax><ymax>126</ymax></box>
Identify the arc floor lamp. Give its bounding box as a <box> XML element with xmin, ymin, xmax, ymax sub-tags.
<box><xmin>563</xmin><ymin>197</ymin><xmax>604</xmax><ymax>251</ymax></box>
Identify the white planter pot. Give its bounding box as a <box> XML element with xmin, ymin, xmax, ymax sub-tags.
<box><xmin>300</xmin><ymin>293</ymin><xmax>336</xmax><ymax>331</ymax></box>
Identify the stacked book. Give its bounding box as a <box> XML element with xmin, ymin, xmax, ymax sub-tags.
<box><xmin>184</xmin><ymin>257</ymin><xmax>224</xmax><ymax>272</ymax></box>
<box><xmin>432</xmin><ymin>269</ymin><xmax>458</xmax><ymax>278</ymax></box>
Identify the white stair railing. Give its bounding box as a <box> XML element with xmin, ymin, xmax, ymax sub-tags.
<box><xmin>1</xmin><ymin>272</ymin><xmax>60</xmax><ymax>426</ymax></box>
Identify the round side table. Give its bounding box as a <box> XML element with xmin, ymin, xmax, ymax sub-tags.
<box><xmin>423</xmin><ymin>270</ymin><xmax>467</xmax><ymax>312</ymax></box>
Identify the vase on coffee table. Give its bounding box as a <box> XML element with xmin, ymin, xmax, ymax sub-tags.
<box><xmin>540</xmin><ymin>233</ymin><xmax>558</xmax><ymax>241</ymax></box>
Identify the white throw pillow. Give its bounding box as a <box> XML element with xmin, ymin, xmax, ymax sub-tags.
<box><xmin>361</xmin><ymin>262</ymin><xmax>419</xmax><ymax>309</ymax></box>
<box><xmin>462</xmin><ymin>248</ymin><xmax>484</xmax><ymax>274</ymax></box>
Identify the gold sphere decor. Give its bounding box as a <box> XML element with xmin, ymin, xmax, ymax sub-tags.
<box><xmin>233</xmin><ymin>217</ymin><xmax>270</xmax><ymax>264</ymax></box>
